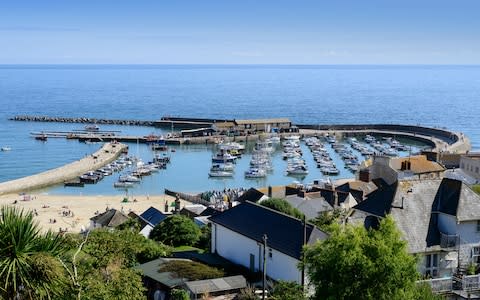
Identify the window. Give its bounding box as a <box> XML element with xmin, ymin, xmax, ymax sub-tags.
<box><xmin>473</xmin><ymin>247</ymin><xmax>480</xmax><ymax>263</ymax></box>
<box><xmin>425</xmin><ymin>254</ymin><xmax>439</xmax><ymax>277</ymax></box>
<box><xmin>477</xmin><ymin>221</ymin><xmax>480</xmax><ymax>232</ymax></box>
<box><xmin>268</xmin><ymin>248</ymin><xmax>273</xmax><ymax>259</ymax></box>
<box><xmin>476</xmin><ymin>167</ymin><xmax>479</xmax><ymax>174</ymax></box>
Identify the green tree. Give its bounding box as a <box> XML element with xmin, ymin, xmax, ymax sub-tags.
<box><xmin>269</xmin><ymin>280</ymin><xmax>306</xmax><ymax>300</ymax></box>
<box><xmin>170</xmin><ymin>288</ymin><xmax>189</xmax><ymax>300</ymax></box>
<box><xmin>195</xmin><ymin>224</ymin><xmax>211</xmax><ymax>252</ymax></box>
<box><xmin>149</xmin><ymin>215</ymin><xmax>201</xmax><ymax>247</ymax></box>
<box><xmin>472</xmin><ymin>184</ymin><xmax>480</xmax><ymax>195</ymax></box>
<box><xmin>260</xmin><ymin>198</ymin><xmax>304</xmax><ymax>219</ymax></box>
<box><xmin>0</xmin><ymin>206</ymin><xmax>68</xmax><ymax>299</ymax></box>
<box><xmin>303</xmin><ymin>216</ymin><xmax>422</xmax><ymax>300</ymax></box>
<box><xmin>310</xmin><ymin>208</ymin><xmax>346</xmax><ymax>232</ymax></box>
<box><xmin>59</xmin><ymin>228</ymin><xmax>170</xmax><ymax>300</ymax></box>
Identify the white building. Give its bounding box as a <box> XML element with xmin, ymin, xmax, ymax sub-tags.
<box><xmin>209</xmin><ymin>201</ymin><xmax>327</xmax><ymax>284</ymax></box>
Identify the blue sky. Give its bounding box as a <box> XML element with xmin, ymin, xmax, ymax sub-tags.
<box><xmin>0</xmin><ymin>1</ymin><xmax>479</xmax><ymax>64</ymax></box>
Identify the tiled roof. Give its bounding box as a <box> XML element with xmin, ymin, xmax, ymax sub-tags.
<box><xmin>390</xmin><ymin>155</ymin><xmax>445</xmax><ymax>174</ymax></box>
<box><xmin>209</xmin><ymin>201</ymin><xmax>328</xmax><ymax>260</ymax></box>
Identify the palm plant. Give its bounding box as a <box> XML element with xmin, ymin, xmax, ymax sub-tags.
<box><xmin>0</xmin><ymin>206</ymin><xmax>67</xmax><ymax>299</ymax></box>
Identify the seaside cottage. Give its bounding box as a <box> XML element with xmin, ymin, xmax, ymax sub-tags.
<box><xmin>89</xmin><ymin>208</ymin><xmax>129</xmax><ymax>230</ymax></box>
<box><xmin>209</xmin><ymin>201</ymin><xmax>328</xmax><ymax>284</ymax></box>
<box><xmin>351</xmin><ymin>178</ymin><xmax>480</xmax><ymax>283</ymax></box>
<box><xmin>129</xmin><ymin>206</ymin><xmax>168</xmax><ymax>238</ymax></box>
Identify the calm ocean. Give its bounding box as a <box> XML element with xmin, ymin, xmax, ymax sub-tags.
<box><xmin>0</xmin><ymin>65</ymin><xmax>479</xmax><ymax>195</ymax></box>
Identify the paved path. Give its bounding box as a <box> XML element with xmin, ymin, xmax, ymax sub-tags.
<box><xmin>0</xmin><ymin>142</ymin><xmax>128</xmax><ymax>195</ymax></box>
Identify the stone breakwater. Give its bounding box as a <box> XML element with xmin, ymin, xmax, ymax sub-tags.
<box><xmin>0</xmin><ymin>142</ymin><xmax>128</xmax><ymax>195</ymax></box>
<box><xmin>10</xmin><ymin>115</ymin><xmax>155</xmax><ymax>126</ymax></box>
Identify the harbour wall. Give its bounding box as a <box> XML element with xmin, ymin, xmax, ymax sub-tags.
<box><xmin>0</xmin><ymin>142</ymin><xmax>128</xmax><ymax>195</ymax></box>
<box><xmin>10</xmin><ymin>115</ymin><xmax>469</xmax><ymax>152</ymax></box>
<box><xmin>10</xmin><ymin>115</ymin><xmax>155</xmax><ymax>126</ymax></box>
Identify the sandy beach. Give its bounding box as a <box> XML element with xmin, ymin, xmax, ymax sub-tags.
<box><xmin>0</xmin><ymin>192</ymin><xmax>193</xmax><ymax>233</ymax></box>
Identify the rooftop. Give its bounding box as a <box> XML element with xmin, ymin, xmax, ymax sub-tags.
<box><xmin>89</xmin><ymin>208</ymin><xmax>129</xmax><ymax>228</ymax></box>
<box><xmin>390</xmin><ymin>155</ymin><xmax>445</xmax><ymax>174</ymax></box>
<box><xmin>184</xmin><ymin>275</ymin><xmax>246</xmax><ymax>296</ymax></box>
<box><xmin>209</xmin><ymin>201</ymin><xmax>328</xmax><ymax>260</ymax></box>
<box><xmin>140</xmin><ymin>206</ymin><xmax>168</xmax><ymax>226</ymax></box>
<box><xmin>235</xmin><ymin>118</ymin><xmax>291</xmax><ymax>125</ymax></box>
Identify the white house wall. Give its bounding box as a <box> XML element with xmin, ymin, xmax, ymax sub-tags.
<box><xmin>457</xmin><ymin>221</ymin><xmax>480</xmax><ymax>244</ymax></box>
<box><xmin>140</xmin><ymin>224</ymin><xmax>153</xmax><ymax>238</ymax></box>
<box><xmin>212</xmin><ymin>224</ymin><xmax>302</xmax><ymax>283</ymax></box>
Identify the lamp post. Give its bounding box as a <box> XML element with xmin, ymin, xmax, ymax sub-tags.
<box><xmin>262</xmin><ymin>234</ymin><xmax>268</xmax><ymax>300</ymax></box>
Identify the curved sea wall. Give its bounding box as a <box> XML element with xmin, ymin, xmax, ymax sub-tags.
<box><xmin>296</xmin><ymin>124</ymin><xmax>459</xmax><ymax>145</ymax></box>
<box><xmin>0</xmin><ymin>142</ymin><xmax>128</xmax><ymax>195</ymax></box>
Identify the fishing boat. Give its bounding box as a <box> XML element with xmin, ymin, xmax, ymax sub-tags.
<box><xmin>79</xmin><ymin>171</ymin><xmax>100</xmax><ymax>184</ymax></box>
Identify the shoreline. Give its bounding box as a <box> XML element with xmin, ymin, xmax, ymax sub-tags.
<box><xmin>0</xmin><ymin>193</ymin><xmax>190</xmax><ymax>233</ymax></box>
<box><xmin>0</xmin><ymin>142</ymin><xmax>128</xmax><ymax>196</ymax></box>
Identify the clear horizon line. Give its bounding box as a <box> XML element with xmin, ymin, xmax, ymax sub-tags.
<box><xmin>0</xmin><ymin>63</ymin><xmax>479</xmax><ymax>67</ymax></box>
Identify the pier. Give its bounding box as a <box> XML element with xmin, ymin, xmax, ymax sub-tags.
<box><xmin>0</xmin><ymin>142</ymin><xmax>128</xmax><ymax>195</ymax></box>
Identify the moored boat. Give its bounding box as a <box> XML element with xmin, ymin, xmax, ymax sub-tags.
<box><xmin>208</xmin><ymin>170</ymin><xmax>234</xmax><ymax>177</ymax></box>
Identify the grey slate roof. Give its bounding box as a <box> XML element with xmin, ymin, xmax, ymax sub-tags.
<box><xmin>284</xmin><ymin>194</ymin><xmax>333</xmax><ymax>219</ymax></box>
<box><xmin>90</xmin><ymin>209</ymin><xmax>129</xmax><ymax>228</ymax></box>
<box><xmin>389</xmin><ymin>180</ymin><xmax>442</xmax><ymax>253</ymax></box>
<box><xmin>235</xmin><ymin>187</ymin><xmax>265</xmax><ymax>203</ymax></box>
<box><xmin>184</xmin><ymin>275</ymin><xmax>246</xmax><ymax>296</ymax></box>
<box><xmin>457</xmin><ymin>184</ymin><xmax>480</xmax><ymax>221</ymax></box>
<box><xmin>209</xmin><ymin>201</ymin><xmax>328</xmax><ymax>260</ymax></box>
<box><xmin>352</xmin><ymin>179</ymin><xmax>397</xmax><ymax>218</ymax></box>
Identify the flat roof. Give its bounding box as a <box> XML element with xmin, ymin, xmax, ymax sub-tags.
<box><xmin>184</xmin><ymin>275</ymin><xmax>246</xmax><ymax>295</ymax></box>
<box><xmin>235</xmin><ymin>118</ymin><xmax>291</xmax><ymax>125</ymax></box>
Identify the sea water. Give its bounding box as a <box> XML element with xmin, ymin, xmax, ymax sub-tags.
<box><xmin>0</xmin><ymin>65</ymin><xmax>479</xmax><ymax>195</ymax></box>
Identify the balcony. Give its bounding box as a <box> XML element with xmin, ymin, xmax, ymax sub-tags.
<box><xmin>417</xmin><ymin>277</ymin><xmax>453</xmax><ymax>293</ymax></box>
<box><xmin>440</xmin><ymin>232</ymin><xmax>459</xmax><ymax>249</ymax></box>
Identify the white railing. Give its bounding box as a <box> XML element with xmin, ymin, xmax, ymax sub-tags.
<box><xmin>463</xmin><ymin>274</ymin><xmax>480</xmax><ymax>291</ymax></box>
<box><xmin>417</xmin><ymin>277</ymin><xmax>453</xmax><ymax>293</ymax></box>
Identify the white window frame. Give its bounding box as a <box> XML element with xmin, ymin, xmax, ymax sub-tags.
<box><xmin>425</xmin><ymin>253</ymin><xmax>439</xmax><ymax>277</ymax></box>
<box><xmin>472</xmin><ymin>246</ymin><xmax>480</xmax><ymax>263</ymax></box>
